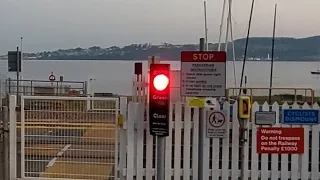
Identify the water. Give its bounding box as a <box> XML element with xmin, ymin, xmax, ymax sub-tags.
<box><xmin>0</xmin><ymin>60</ymin><xmax>319</xmax><ymax>96</ymax></box>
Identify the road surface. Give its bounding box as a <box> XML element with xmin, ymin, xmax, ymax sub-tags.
<box><xmin>17</xmin><ymin>120</ymin><xmax>117</xmax><ymax>180</ymax></box>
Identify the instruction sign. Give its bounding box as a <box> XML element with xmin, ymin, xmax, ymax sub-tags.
<box><xmin>283</xmin><ymin>109</ymin><xmax>319</xmax><ymax>125</ymax></box>
<box><xmin>187</xmin><ymin>97</ymin><xmax>205</xmax><ymax>107</ymax></box>
<box><xmin>255</xmin><ymin>111</ymin><xmax>276</xmax><ymax>125</ymax></box>
<box><xmin>206</xmin><ymin>110</ymin><xmax>227</xmax><ymax>138</ymax></box>
<box><xmin>187</xmin><ymin>97</ymin><xmax>217</xmax><ymax>108</ymax></box>
<box><xmin>257</xmin><ymin>127</ymin><xmax>304</xmax><ymax>154</ymax></box>
<box><xmin>180</xmin><ymin>51</ymin><xmax>226</xmax><ymax>97</ymax></box>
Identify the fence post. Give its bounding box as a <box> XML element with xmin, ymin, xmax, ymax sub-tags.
<box><xmin>2</xmin><ymin>106</ymin><xmax>9</xmax><ymax>180</ymax></box>
<box><xmin>119</xmin><ymin>97</ymin><xmax>128</xmax><ymax>180</ymax></box>
<box><xmin>9</xmin><ymin>95</ymin><xmax>17</xmax><ymax>180</ymax></box>
<box><xmin>126</xmin><ymin>102</ymin><xmax>138</xmax><ymax>180</ymax></box>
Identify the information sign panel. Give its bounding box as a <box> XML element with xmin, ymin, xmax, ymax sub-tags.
<box><xmin>282</xmin><ymin>109</ymin><xmax>319</xmax><ymax>125</ymax></box>
<box><xmin>180</xmin><ymin>51</ymin><xmax>226</xmax><ymax>97</ymax></box>
<box><xmin>255</xmin><ymin>111</ymin><xmax>276</xmax><ymax>125</ymax></box>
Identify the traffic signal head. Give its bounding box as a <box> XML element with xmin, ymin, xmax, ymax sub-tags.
<box><xmin>149</xmin><ymin>64</ymin><xmax>170</xmax><ymax>137</ymax></box>
<box><xmin>153</xmin><ymin>74</ymin><xmax>169</xmax><ymax>91</ymax></box>
<box><xmin>238</xmin><ymin>95</ymin><xmax>251</xmax><ymax>119</ymax></box>
<box><xmin>149</xmin><ymin>64</ymin><xmax>170</xmax><ymax>94</ymax></box>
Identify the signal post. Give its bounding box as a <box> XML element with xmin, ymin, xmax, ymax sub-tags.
<box><xmin>148</xmin><ymin>63</ymin><xmax>171</xmax><ymax>180</ymax></box>
<box><xmin>238</xmin><ymin>95</ymin><xmax>251</xmax><ymax>180</ymax></box>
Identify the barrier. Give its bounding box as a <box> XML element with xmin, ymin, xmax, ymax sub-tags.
<box><xmin>9</xmin><ymin>95</ymin><xmax>120</xmax><ymax>180</ymax></box>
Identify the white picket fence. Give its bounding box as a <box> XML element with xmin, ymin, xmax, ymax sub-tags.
<box><xmin>119</xmin><ymin>101</ymin><xmax>320</xmax><ymax>180</ymax></box>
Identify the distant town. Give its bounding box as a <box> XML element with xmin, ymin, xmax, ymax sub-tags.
<box><xmin>1</xmin><ymin>36</ymin><xmax>320</xmax><ymax>61</ymax></box>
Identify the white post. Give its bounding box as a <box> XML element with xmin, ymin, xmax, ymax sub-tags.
<box><xmin>20</xmin><ymin>96</ymin><xmax>25</xmax><ymax>178</ymax></box>
<box><xmin>87</xmin><ymin>76</ymin><xmax>95</xmax><ymax>110</ymax></box>
<box><xmin>9</xmin><ymin>95</ymin><xmax>17</xmax><ymax>180</ymax></box>
<box><xmin>126</xmin><ymin>102</ymin><xmax>138</xmax><ymax>180</ymax></box>
<box><xmin>119</xmin><ymin>97</ymin><xmax>128</xmax><ymax>180</ymax></box>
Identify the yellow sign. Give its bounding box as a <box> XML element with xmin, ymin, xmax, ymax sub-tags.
<box><xmin>187</xmin><ymin>97</ymin><xmax>205</xmax><ymax>107</ymax></box>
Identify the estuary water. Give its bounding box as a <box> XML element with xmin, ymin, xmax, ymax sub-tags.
<box><xmin>0</xmin><ymin>60</ymin><xmax>319</xmax><ymax>96</ymax></box>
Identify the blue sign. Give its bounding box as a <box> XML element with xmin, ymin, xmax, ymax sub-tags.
<box><xmin>282</xmin><ymin>109</ymin><xmax>319</xmax><ymax>125</ymax></box>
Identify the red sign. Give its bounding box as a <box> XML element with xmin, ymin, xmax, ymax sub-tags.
<box><xmin>257</xmin><ymin>127</ymin><xmax>304</xmax><ymax>154</ymax></box>
<box><xmin>49</xmin><ymin>72</ymin><xmax>56</xmax><ymax>81</ymax></box>
<box><xmin>180</xmin><ymin>51</ymin><xmax>226</xmax><ymax>62</ymax></box>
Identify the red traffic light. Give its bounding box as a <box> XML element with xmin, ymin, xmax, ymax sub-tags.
<box><xmin>153</xmin><ymin>74</ymin><xmax>169</xmax><ymax>91</ymax></box>
<box><xmin>149</xmin><ymin>63</ymin><xmax>170</xmax><ymax>137</ymax></box>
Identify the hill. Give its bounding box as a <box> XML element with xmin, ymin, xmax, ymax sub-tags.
<box><xmin>2</xmin><ymin>36</ymin><xmax>320</xmax><ymax>61</ymax></box>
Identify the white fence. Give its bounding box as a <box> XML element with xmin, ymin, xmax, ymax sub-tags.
<box><xmin>120</xmin><ymin>101</ymin><xmax>320</xmax><ymax>180</ymax></box>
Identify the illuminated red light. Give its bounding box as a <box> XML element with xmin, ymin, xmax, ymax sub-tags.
<box><xmin>153</xmin><ymin>74</ymin><xmax>169</xmax><ymax>91</ymax></box>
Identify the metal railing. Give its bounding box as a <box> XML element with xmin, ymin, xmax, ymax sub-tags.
<box><xmin>6</xmin><ymin>78</ymin><xmax>87</xmax><ymax>97</ymax></box>
<box><xmin>227</xmin><ymin>87</ymin><xmax>315</xmax><ymax>104</ymax></box>
<box><xmin>5</xmin><ymin>79</ymin><xmax>88</xmax><ymax>106</ymax></box>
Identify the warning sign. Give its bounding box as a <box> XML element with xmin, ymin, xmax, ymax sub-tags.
<box><xmin>206</xmin><ymin>110</ymin><xmax>227</xmax><ymax>138</ymax></box>
<box><xmin>257</xmin><ymin>127</ymin><xmax>304</xmax><ymax>154</ymax></box>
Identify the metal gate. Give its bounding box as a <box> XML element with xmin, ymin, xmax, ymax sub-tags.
<box><xmin>10</xmin><ymin>95</ymin><xmax>119</xmax><ymax>180</ymax></box>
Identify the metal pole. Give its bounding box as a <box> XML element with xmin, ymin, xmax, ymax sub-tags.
<box><xmin>239</xmin><ymin>0</ymin><xmax>255</xmax><ymax>95</ymax></box>
<box><xmin>16</xmin><ymin>47</ymin><xmax>20</xmax><ymax>105</ymax></box>
<box><xmin>217</xmin><ymin>0</ymin><xmax>227</xmax><ymax>51</ymax></box>
<box><xmin>238</xmin><ymin>0</ymin><xmax>255</xmax><ymax>171</ymax></box>
<box><xmin>239</xmin><ymin>122</ymin><xmax>247</xmax><ymax>180</ymax></box>
<box><xmin>239</xmin><ymin>81</ymin><xmax>248</xmax><ymax>180</ymax></box>
<box><xmin>3</xmin><ymin>106</ymin><xmax>9</xmax><ymax>180</ymax></box>
<box><xmin>204</xmin><ymin>1</ymin><xmax>208</xmax><ymax>50</ymax></box>
<box><xmin>268</xmin><ymin>4</ymin><xmax>277</xmax><ymax>106</ymax></box>
<box><xmin>153</xmin><ymin>57</ymin><xmax>165</xmax><ymax>180</ymax></box>
<box><xmin>198</xmin><ymin>38</ymin><xmax>205</xmax><ymax>180</ymax></box>
<box><xmin>224</xmin><ymin>0</ymin><xmax>230</xmax><ymax>53</ymax></box>
<box><xmin>228</xmin><ymin>0</ymin><xmax>237</xmax><ymax>87</ymax></box>
<box><xmin>156</xmin><ymin>137</ymin><xmax>165</xmax><ymax>180</ymax></box>
<box><xmin>20</xmin><ymin>37</ymin><xmax>23</xmax><ymax>53</ymax></box>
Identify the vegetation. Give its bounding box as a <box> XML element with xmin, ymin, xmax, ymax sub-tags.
<box><xmin>2</xmin><ymin>36</ymin><xmax>320</xmax><ymax>61</ymax></box>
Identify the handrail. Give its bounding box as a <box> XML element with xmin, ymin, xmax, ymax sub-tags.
<box><xmin>227</xmin><ymin>87</ymin><xmax>315</xmax><ymax>104</ymax></box>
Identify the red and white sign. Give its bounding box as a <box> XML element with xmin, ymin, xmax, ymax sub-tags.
<box><xmin>49</xmin><ymin>72</ymin><xmax>56</xmax><ymax>81</ymax></box>
<box><xmin>180</xmin><ymin>51</ymin><xmax>226</xmax><ymax>97</ymax></box>
<box><xmin>180</xmin><ymin>51</ymin><xmax>227</xmax><ymax>62</ymax></box>
<box><xmin>257</xmin><ymin>127</ymin><xmax>304</xmax><ymax>154</ymax></box>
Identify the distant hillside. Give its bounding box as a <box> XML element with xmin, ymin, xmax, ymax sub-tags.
<box><xmin>2</xmin><ymin>36</ymin><xmax>320</xmax><ymax>61</ymax></box>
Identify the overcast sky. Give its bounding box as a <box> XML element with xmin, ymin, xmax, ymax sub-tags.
<box><xmin>0</xmin><ymin>0</ymin><xmax>319</xmax><ymax>54</ymax></box>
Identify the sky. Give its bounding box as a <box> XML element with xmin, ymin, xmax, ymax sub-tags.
<box><xmin>0</xmin><ymin>0</ymin><xmax>319</xmax><ymax>54</ymax></box>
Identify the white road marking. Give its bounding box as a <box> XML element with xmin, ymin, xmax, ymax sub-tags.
<box><xmin>46</xmin><ymin>157</ymin><xmax>57</xmax><ymax>167</ymax></box>
<box><xmin>46</xmin><ymin>144</ymin><xmax>71</xmax><ymax>168</ymax></box>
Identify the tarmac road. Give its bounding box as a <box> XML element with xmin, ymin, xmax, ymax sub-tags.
<box><xmin>16</xmin><ymin>122</ymin><xmax>116</xmax><ymax>180</ymax></box>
